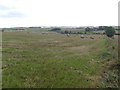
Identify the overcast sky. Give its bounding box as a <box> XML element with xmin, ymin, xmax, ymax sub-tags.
<box><xmin>0</xmin><ymin>0</ymin><xmax>119</xmax><ymax>28</ymax></box>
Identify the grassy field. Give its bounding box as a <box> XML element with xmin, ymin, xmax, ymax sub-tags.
<box><xmin>2</xmin><ymin>29</ymin><xmax>119</xmax><ymax>88</ymax></box>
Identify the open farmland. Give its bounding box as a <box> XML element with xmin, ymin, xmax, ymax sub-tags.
<box><xmin>2</xmin><ymin>29</ymin><xmax>119</xmax><ymax>88</ymax></box>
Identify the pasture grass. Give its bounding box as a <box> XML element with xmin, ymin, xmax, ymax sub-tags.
<box><xmin>2</xmin><ymin>30</ymin><xmax>118</xmax><ymax>88</ymax></box>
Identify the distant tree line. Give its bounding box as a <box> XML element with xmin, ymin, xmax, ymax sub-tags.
<box><xmin>60</xmin><ymin>30</ymin><xmax>86</xmax><ymax>34</ymax></box>
<box><xmin>29</xmin><ymin>27</ymin><xmax>41</xmax><ymax>28</ymax></box>
<box><xmin>60</xmin><ymin>30</ymin><xmax>105</xmax><ymax>35</ymax></box>
<box><xmin>50</xmin><ymin>27</ymin><xmax>119</xmax><ymax>37</ymax></box>
<box><xmin>50</xmin><ymin>28</ymin><xmax>105</xmax><ymax>35</ymax></box>
<box><xmin>85</xmin><ymin>26</ymin><xmax>108</xmax><ymax>32</ymax></box>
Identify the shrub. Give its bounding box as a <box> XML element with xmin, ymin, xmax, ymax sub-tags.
<box><xmin>105</xmin><ymin>27</ymin><xmax>115</xmax><ymax>38</ymax></box>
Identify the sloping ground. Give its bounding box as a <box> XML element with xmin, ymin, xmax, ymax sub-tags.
<box><xmin>98</xmin><ymin>36</ymin><xmax>119</xmax><ymax>88</ymax></box>
<box><xmin>2</xmin><ymin>31</ymin><xmax>119</xmax><ymax>88</ymax></box>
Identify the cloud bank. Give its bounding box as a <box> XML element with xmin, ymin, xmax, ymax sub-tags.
<box><xmin>0</xmin><ymin>0</ymin><xmax>119</xmax><ymax>28</ymax></box>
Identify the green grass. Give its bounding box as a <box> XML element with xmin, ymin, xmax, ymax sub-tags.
<box><xmin>2</xmin><ymin>30</ymin><xmax>118</xmax><ymax>88</ymax></box>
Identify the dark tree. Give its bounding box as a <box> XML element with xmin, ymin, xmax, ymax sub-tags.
<box><xmin>51</xmin><ymin>28</ymin><xmax>61</xmax><ymax>31</ymax></box>
<box><xmin>105</xmin><ymin>27</ymin><xmax>115</xmax><ymax>38</ymax></box>
<box><xmin>64</xmin><ymin>30</ymin><xmax>69</xmax><ymax>34</ymax></box>
<box><xmin>85</xmin><ymin>27</ymin><xmax>91</xmax><ymax>31</ymax></box>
